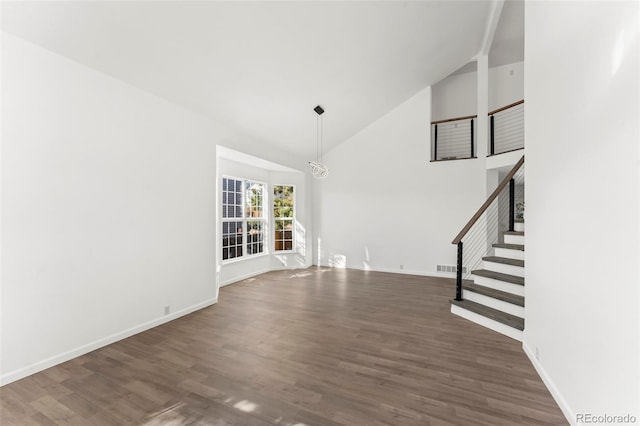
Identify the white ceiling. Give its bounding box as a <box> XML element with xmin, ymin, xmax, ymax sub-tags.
<box><xmin>2</xmin><ymin>1</ymin><xmax>521</xmax><ymax>159</ymax></box>
<box><xmin>448</xmin><ymin>0</ymin><xmax>524</xmax><ymax>76</ymax></box>
<box><xmin>490</xmin><ymin>0</ymin><xmax>524</xmax><ymax>67</ymax></box>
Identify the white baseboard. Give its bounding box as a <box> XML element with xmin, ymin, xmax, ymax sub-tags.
<box><xmin>219</xmin><ymin>264</ymin><xmax>314</xmax><ymax>288</ymax></box>
<box><xmin>522</xmin><ymin>342</ymin><xmax>575</xmax><ymax>425</ymax></box>
<box><xmin>219</xmin><ymin>268</ymin><xmax>272</xmax><ymax>287</ymax></box>
<box><xmin>316</xmin><ymin>262</ymin><xmax>456</xmax><ymax>280</ymax></box>
<box><xmin>0</xmin><ymin>298</ymin><xmax>217</xmax><ymax>387</ymax></box>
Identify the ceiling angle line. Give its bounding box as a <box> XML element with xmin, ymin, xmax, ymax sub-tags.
<box><xmin>474</xmin><ymin>0</ymin><xmax>505</xmax><ymax>59</ymax></box>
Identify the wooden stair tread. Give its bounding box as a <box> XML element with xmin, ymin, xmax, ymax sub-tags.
<box><xmin>483</xmin><ymin>256</ymin><xmax>524</xmax><ymax>267</ymax></box>
<box><xmin>451</xmin><ymin>299</ymin><xmax>524</xmax><ymax>331</ymax></box>
<box><xmin>471</xmin><ymin>269</ymin><xmax>525</xmax><ymax>285</ymax></box>
<box><xmin>504</xmin><ymin>231</ymin><xmax>524</xmax><ymax>236</ymax></box>
<box><xmin>515</xmin><ymin>218</ymin><xmax>524</xmax><ymax>223</ymax></box>
<box><xmin>463</xmin><ymin>283</ymin><xmax>524</xmax><ymax>306</ymax></box>
<box><xmin>493</xmin><ymin>243</ymin><xmax>524</xmax><ymax>251</ymax></box>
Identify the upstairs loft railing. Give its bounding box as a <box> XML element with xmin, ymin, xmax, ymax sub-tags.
<box><xmin>451</xmin><ymin>156</ymin><xmax>525</xmax><ymax>301</ymax></box>
<box><xmin>489</xmin><ymin>99</ymin><xmax>524</xmax><ymax>156</ymax></box>
<box><xmin>431</xmin><ymin>115</ymin><xmax>476</xmax><ymax>161</ymax></box>
<box><xmin>431</xmin><ymin>99</ymin><xmax>524</xmax><ymax>161</ymax></box>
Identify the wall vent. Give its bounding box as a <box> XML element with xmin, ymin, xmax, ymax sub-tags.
<box><xmin>437</xmin><ymin>265</ymin><xmax>467</xmax><ymax>273</ymax></box>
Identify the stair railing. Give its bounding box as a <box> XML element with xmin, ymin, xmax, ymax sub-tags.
<box><xmin>489</xmin><ymin>100</ymin><xmax>524</xmax><ymax>156</ymax></box>
<box><xmin>451</xmin><ymin>156</ymin><xmax>525</xmax><ymax>301</ymax></box>
<box><xmin>431</xmin><ymin>115</ymin><xmax>477</xmax><ymax>161</ymax></box>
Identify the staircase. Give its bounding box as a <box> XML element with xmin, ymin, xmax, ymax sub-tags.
<box><xmin>450</xmin><ymin>220</ymin><xmax>525</xmax><ymax>341</ymax></box>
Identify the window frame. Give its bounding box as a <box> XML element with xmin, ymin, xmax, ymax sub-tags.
<box><xmin>273</xmin><ymin>184</ymin><xmax>296</xmax><ymax>253</ymax></box>
<box><xmin>221</xmin><ymin>175</ymin><xmax>268</xmax><ymax>263</ymax></box>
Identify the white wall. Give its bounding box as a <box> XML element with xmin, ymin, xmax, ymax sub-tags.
<box><xmin>314</xmin><ymin>87</ymin><xmax>486</xmax><ymax>276</ymax></box>
<box><xmin>431</xmin><ymin>61</ymin><xmax>524</xmax><ymax>121</ymax></box>
<box><xmin>524</xmin><ymin>1</ymin><xmax>639</xmax><ymax>423</ymax></box>
<box><xmin>488</xmin><ymin>61</ymin><xmax>524</xmax><ymax>111</ymax></box>
<box><xmin>0</xmin><ymin>34</ymin><xmax>309</xmax><ymax>384</ymax></box>
<box><xmin>432</xmin><ymin>70</ymin><xmax>477</xmax><ymax>121</ymax></box>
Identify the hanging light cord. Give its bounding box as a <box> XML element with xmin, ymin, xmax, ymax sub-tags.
<box><xmin>319</xmin><ymin>114</ymin><xmax>323</xmax><ymax>164</ymax></box>
<box><xmin>317</xmin><ymin>113</ymin><xmax>320</xmax><ymax>163</ymax></box>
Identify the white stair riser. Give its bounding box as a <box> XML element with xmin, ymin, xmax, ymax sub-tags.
<box><xmin>515</xmin><ymin>222</ymin><xmax>525</xmax><ymax>232</ymax></box>
<box><xmin>504</xmin><ymin>234</ymin><xmax>524</xmax><ymax>245</ymax></box>
<box><xmin>462</xmin><ymin>290</ymin><xmax>525</xmax><ymax>318</ymax></box>
<box><xmin>473</xmin><ymin>275</ymin><xmax>524</xmax><ymax>296</ymax></box>
<box><xmin>484</xmin><ymin>260</ymin><xmax>524</xmax><ymax>277</ymax></box>
<box><xmin>451</xmin><ymin>305</ymin><xmax>523</xmax><ymax>341</ymax></box>
<box><xmin>494</xmin><ymin>247</ymin><xmax>525</xmax><ymax>261</ymax></box>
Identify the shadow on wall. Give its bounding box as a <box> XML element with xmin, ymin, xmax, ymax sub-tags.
<box><xmin>611</xmin><ymin>26</ymin><xmax>637</xmax><ymax>77</ymax></box>
<box><xmin>316</xmin><ymin>237</ymin><xmax>323</xmax><ymax>265</ymax></box>
<box><xmin>296</xmin><ymin>221</ymin><xmax>306</xmax><ymax>257</ymax></box>
<box><xmin>363</xmin><ymin>246</ymin><xmax>371</xmax><ymax>271</ymax></box>
<box><xmin>274</xmin><ymin>254</ymin><xmax>307</xmax><ymax>268</ymax></box>
<box><xmin>316</xmin><ymin>237</ymin><xmax>348</xmax><ymax>268</ymax></box>
<box><xmin>328</xmin><ymin>254</ymin><xmax>347</xmax><ymax>268</ymax></box>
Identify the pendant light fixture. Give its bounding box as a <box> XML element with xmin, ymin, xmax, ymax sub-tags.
<box><xmin>309</xmin><ymin>105</ymin><xmax>329</xmax><ymax>179</ymax></box>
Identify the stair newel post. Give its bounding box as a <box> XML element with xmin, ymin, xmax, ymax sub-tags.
<box><xmin>508</xmin><ymin>178</ymin><xmax>515</xmax><ymax>232</ymax></box>
<box><xmin>455</xmin><ymin>241</ymin><xmax>463</xmax><ymax>301</ymax></box>
<box><xmin>470</xmin><ymin>118</ymin><xmax>475</xmax><ymax>158</ymax></box>
<box><xmin>433</xmin><ymin>124</ymin><xmax>438</xmax><ymax>161</ymax></box>
<box><xmin>490</xmin><ymin>115</ymin><xmax>495</xmax><ymax>155</ymax></box>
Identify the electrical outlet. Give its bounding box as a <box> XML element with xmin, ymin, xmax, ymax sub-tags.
<box><xmin>535</xmin><ymin>347</ymin><xmax>540</xmax><ymax>360</ymax></box>
<box><xmin>164</xmin><ymin>305</ymin><xmax>170</xmax><ymax>315</ymax></box>
<box><xmin>399</xmin><ymin>264</ymin><xmax>404</xmax><ymax>270</ymax></box>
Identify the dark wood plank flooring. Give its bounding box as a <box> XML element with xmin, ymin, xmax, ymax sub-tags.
<box><xmin>0</xmin><ymin>268</ymin><xmax>567</xmax><ymax>425</ymax></box>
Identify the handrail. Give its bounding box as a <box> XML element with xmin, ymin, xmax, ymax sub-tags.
<box><xmin>488</xmin><ymin>99</ymin><xmax>524</xmax><ymax>116</ymax></box>
<box><xmin>431</xmin><ymin>114</ymin><xmax>477</xmax><ymax>125</ymax></box>
<box><xmin>431</xmin><ymin>100</ymin><xmax>523</xmax><ymax>125</ymax></box>
<box><xmin>452</xmin><ymin>155</ymin><xmax>524</xmax><ymax>244</ymax></box>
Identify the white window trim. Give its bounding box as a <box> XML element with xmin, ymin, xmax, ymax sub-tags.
<box><xmin>273</xmin><ymin>183</ymin><xmax>296</xmax><ymax>254</ymax></box>
<box><xmin>221</xmin><ymin>175</ymin><xmax>268</xmax><ymax>263</ymax></box>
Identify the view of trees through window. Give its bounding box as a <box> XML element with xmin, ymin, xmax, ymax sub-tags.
<box><xmin>221</xmin><ymin>179</ymin><xmax>295</xmax><ymax>261</ymax></box>
<box><xmin>273</xmin><ymin>185</ymin><xmax>294</xmax><ymax>251</ymax></box>
<box><xmin>222</xmin><ymin>177</ymin><xmax>265</xmax><ymax>260</ymax></box>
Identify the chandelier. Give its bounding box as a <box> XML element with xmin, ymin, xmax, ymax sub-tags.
<box><xmin>309</xmin><ymin>105</ymin><xmax>329</xmax><ymax>179</ymax></box>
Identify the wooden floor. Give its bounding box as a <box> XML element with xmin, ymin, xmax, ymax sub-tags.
<box><xmin>0</xmin><ymin>268</ymin><xmax>567</xmax><ymax>425</ymax></box>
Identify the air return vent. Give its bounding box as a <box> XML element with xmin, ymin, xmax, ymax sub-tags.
<box><xmin>437</xmin><ymin>265</ymin><xmax>467</xmax><ymax>273</ymax></box>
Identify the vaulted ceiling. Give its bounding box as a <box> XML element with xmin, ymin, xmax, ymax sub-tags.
<box><xmin>2</xmin><ymin>1</ymin><xmax>523</xmax><ymax>158</ymax></box>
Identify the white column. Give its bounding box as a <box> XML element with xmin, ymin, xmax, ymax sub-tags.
<box><xmin>476</xmin><ymin>55</ymin><xmax>489</xmax><ymax>160</ymax></box>
<box><xmin>476</xmin><ymin>55</ymin><xmax>492</xmax><ymax>256</ymax></box>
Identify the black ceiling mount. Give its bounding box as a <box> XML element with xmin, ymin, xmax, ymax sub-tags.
<box><xmin>314</xmin><ymin>105</ymin><xmax>325</xmax><ymax>115</ymax></box>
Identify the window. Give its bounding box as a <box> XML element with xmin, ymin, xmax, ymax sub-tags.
<box><xmin>273</xmin><ymin>185</ymin><xmax>295</xmax><ymax>252</ymax></box>
<box><xmin>246</xmin><ymin>220</ymin><xmax>264</xmax><ymax>255</ymax></box>
<box><xmin>222</xmin><ymin>177</ymin><xmax>265</xmax><ymax>261</ymax></box>
<box><xmin>245</xmin><ymin>180</ymin><xmax>265</xmax><ymax>255</ymax></box>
